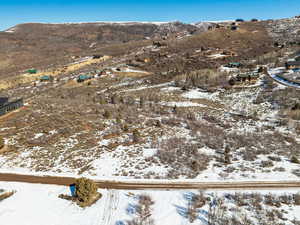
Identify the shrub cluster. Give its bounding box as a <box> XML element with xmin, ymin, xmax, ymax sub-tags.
<box><xmin>156</xmin><ymin>137</ymin><xmax>209</xmax><ymax>178</ymax></box>
<box><xmin>75</xmin><ymin>177</ymin><xmax>98</xmax><ymax>203</ymax></box>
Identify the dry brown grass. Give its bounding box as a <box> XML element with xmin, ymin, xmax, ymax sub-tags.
<box><xmin>0</xmin><ymin>56</ymin><xmax>111</xmax><ymax>90</ymax></box>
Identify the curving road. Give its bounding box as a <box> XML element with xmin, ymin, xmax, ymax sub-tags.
<box><xmin>0</xmin><ymin>173</ymin><xmax>300</xmax><ymax>190</ymax></box>
<box><xmin>267</xmin><ymin>68</ymin><xmax>300</xmax><ymax>89</ymax></box>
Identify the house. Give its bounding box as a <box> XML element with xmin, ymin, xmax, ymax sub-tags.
<box><xmin>285</xmin><ymin>61</ymin><xmax>300</xmax><ymax>70</ymax></box>
<box><xmin>77</xmin><ymin>75</ymin><xmax>92</xmax><ymax>83</ymax></box>
<box><xmin>0</xmin><ymin>97</ymin><xmax>8</xmax><ymax>107</ymax></box>
<box><xmin>93</xmin><ymin>55</ymin><xmax>103</xmax><ymax>59</ymax></box>
<box><xmin>40</xmin><ymin>75</ymin><xmax>53</xmax><ymax>82</ymax></box>
<box><xmin>0</xmin><ymin>98</ymin><xmax>23</xmax><ymax>116</ymax></box>
<box><xmin>226</xmin><ymin>62</ymin><xmax>243</xmax><ymax>68</ymax></box>
<box><xmin>236</xmin><ymin>73</ymin><xmax>259</xmax><ymax>82</ymax></box>
<box><xmin>229</xmin><ymin>72</ymin><xmax>259</xmax><ymax>85</ymax></box>
<box><xmin>26</xmin><ymin>69</ymin><xmax>37</xmax><ymax>74</ymax></box>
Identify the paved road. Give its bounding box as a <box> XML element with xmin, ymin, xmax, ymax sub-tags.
<box><xmin>266</xmin><ymin>69</ymin><xmax>300</xmax><ymax>89</ymax></box>
<box><xmin>1</xmin><ymin>173</ymin><xmax>300</xmax><ymax>190</ymax></box>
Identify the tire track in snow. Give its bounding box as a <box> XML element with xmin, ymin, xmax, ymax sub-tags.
<box><xmin>101</xmin><ymin>189</ymin><xmax>120</xmax><ymax>225</ymax></box>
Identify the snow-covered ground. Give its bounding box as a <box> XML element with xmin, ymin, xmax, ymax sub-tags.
<box><xmin>0</xmin><ymin>77</ymin><xmax>299</xmax><ymax>182</ymax></box>
<box><xmin>0</xmin><ymin>182</ymin><xmax>107</xmax><ymax>225</ymax></box>
<box><xmin>160</xmin><ymin>101</ymin><xmax>207</xmax><ymax>107</ymax></box>
<box><xmin>182</xmin><ymin>89</ymin><xmax>219</xmax><ymax>100</ymax></box>
<box><xmin>1</xmin><ymin>182</ymin><xmax>300</xmax><ymax>225</ymax></box>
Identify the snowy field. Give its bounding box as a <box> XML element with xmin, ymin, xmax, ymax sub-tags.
<box><xmin>1</xmin><ymin>182</ymin><xmax>300</xmax><ymax>225</ymax></box>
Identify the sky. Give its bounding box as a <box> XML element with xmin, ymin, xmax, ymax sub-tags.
<box><xmin>0</xmin><ymin>0</ymin><xmax>299</xmax><ymax>31</ymax></box>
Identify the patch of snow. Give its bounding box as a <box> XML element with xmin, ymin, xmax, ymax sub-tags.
<box><xmin>30</xmin><ymin>21</ymin><xmax>170</xmax><ymax>26</ymax></box>
<box><xmin>2</xmin><ymin>182</ymin><xmax>299</xmax><ymax>225</ymax></box>
<box><xmin>4</xmin><ymin>27</ymin><xmax>17</xmax><ymax>33</ymax></box>
<box><xmin>122</xmin><ymin>68</ymin><xmax>149</xmax><ymax>73</ymax></box>
<box><xmin>33</xmin><ymin>133</ymin><xmax>44</xmax><ymax>139</ymax></box>
<box><xmin>182</xmin><ymin>89</ymin><xmax>219</xmax><ymax>100</ymax></box>
<box><xmin>161</xmin><ymin>101</ymin><xmax>207</xmax><ymax>107</ymax></box>
<box><xmin>161</xmin><ymin>86</ymin><xmax>181</xmax><ymax>92</ymax></box>
<box><xmin>208</xmin><ymin>53</ymin><xmax>227</xmax><ymax>59</ymax></box>
<box><xmin>219</xmin><ymin>66</ymin><xmax>239</xmax><ymax>73</ymax></box>
<box><xmin>0</xmin><ymin>182</ymin><xmax>107</xmax><ymax>225</ymax></box>
<box><xmin>143</xmin><ymin>148</ymin><xmax>157</xmax><ymax>158</ymax></box>
<box><xmin>122</xmin><ymin>82</ymin><xmax>172</xmax><ymax>92</ymax></box>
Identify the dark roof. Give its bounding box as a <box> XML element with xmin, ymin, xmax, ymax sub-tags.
<box><xmin>237</xmin><ymin>72</ymin><xmax>259</xmax><ymax>78</ymax></box>
<box><xmin>286</xmin><ymin>61</ymin><xmax>300</xmax><ymax>66</ymax></box>
<box><xmin>0</xmin><ymin>97</ymin><xmax>9</xmax><ymax>107</ymax></box>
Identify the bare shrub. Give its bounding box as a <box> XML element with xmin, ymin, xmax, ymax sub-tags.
<box><xmin>156</xmin><ymin>137</ymin><xmax>209</xmax><ymax>178</ymax></box>
<box><xmin>183</xmin><ymin>69</ymin><xmax>229</xmax><ymax>89</ymax></box>
<box><xmin>294</xmin><ymin>193</ymin><xmax>300</xmax><ymax>205</ymax></box>
<box><xmin>127</xmin><ymin>194</ymin><xmax>155</xmax><ymax>225</ymax></box>
<box><xmin>103</xmin><ymin>109</ymin><xmax>112</xmax><ymax>119</ymax></box>
<box><xmin>0</xmin><ymin>136</ymin><xmax>4</xmax><ymax>149</ymax></box>
<box><xmin>261</xmin><ymin>160</ymin><xmax>274</xmax><ymax>168</ymax></box>
<box><xmin>132</xmin><ymin>129</ymin><xmax>141</xmax><ymax>143</ymax></box>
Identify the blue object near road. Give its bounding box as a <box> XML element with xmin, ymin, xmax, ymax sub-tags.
<box><xmin>69</xmin><ymin>184</ymin><xmax>76</xmax><ymax>197</ymax></box>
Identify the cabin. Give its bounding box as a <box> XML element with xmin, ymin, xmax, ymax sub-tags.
<box><xmin>40</xmin><ymin>75</ymin><xmax>53</xmax><ymax>82</ymax></box>
<box><xmin>285</xmin><ymin>61</ymin><xmax>300</xmax><ymax>70</ymax></box>
<box><xmin>27</xmin><ymin>69</ymin><xmax>37</xmax><ymax>74</ymax></box>
<box><xmin>0</xmin><ymin>97</ymin><xmax>9</xmax><ymax>107</ymax></box>
<box><xmin>229</xmin><ymin>72</ymin><xmax>259</xmax><ymax>85</ymax></box>
<box><xmin>226</xmin><ymin>62</ymin><xmax>243</xmax><ymax>68</ymax></box>
<box><xmin>0</xmin><ymin>98</ymin><xmax>23</xmax><ymax>116</ymax></box>
<box><xmin>77</xmin><ymin>75</ymin><xmax>92</xmax><ymax>83</ymax></box>
<box><xmin>236</xmin><ymin>73</ymin><xmax>259</xmax><ymax>82</ymax></box>
<box><xmin>93</xmin><ymin>55</ymin><xmax>103</xmax><ymax>59</ymax></box>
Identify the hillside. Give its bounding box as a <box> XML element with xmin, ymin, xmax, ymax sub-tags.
<box><xmin>0</xmin><ymin>21</ymin><xmax>200</xmax><ymax>78</ymax></box>
<box><xmin>0</xmin><ymin>16</ymin><xmax>300</xmax><ymax>181</ymax></box>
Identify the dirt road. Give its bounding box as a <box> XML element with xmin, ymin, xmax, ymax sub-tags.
<box><xmin>1</xmin><ymin>173</ymin><xmax>300</xmax><ymax>190</ymax></box>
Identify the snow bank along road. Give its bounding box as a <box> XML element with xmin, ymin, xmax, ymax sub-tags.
<box><xmin>1</xmin><ymin>173</ymin><xmax>300</xmax><ymax>190</ymax></box>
